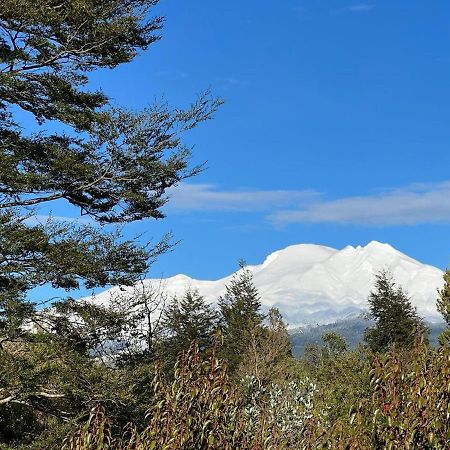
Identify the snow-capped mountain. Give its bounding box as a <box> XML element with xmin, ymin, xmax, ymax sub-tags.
<box><xmin>90</xmin><ymin>241</ymin><xmax>445</xmax><ymax>327</ymax></box>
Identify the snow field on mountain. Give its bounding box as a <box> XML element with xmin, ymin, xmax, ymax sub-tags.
<box><xmin>89</xmin><ymin>241</ymin><xmax>445</xmax><ymax>327</ymax></box>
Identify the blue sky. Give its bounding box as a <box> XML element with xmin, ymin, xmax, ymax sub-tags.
<box><xmin>36</xmin><ymin>1</ymin><xmax>450</xmax><ymax>287</ymax></box>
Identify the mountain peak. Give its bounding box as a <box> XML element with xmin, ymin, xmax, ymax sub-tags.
<box><xmin>365</xmin><ymin>240</ymin><xmax>395</xmax><ymax>251</ymax></box>
<box><xmin>90</xmin><ymin>242</ymin><xmax>444</xmax><ymax>327</ymax></box>
<box><xmin>260</xmin><ymin>243</ymin><xmax>337</xmax><ymax>273</ymax></box>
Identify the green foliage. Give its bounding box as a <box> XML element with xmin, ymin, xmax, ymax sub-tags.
<box><xmin>0</xmin><ymin>212</ymin><xmax>150</xmax><ymax>294</ymax></box>
<box><xmin>160</xmin><ymin>289</ymin><xmax>218</xmax><ymax>370</ymax></box>
<box><xmin>1</xmin><ymin>4</ymin><xmax>449</xmax><ymax>447</ymax></box>
<box><xmin>237</xmin><ymin>307</ymin><xmax>294</xmax><ymax>386</ymax></box>
<box><xmin>142</xmin><ymin>344</ymin><xmax>252</xmax><ymax>449</ymax></box>
<box><xmin>290</xmin><ymin>317</ymin><xmax>446</xmax><ymax>357</ymax></box>
<box><xmin>299</xmin><ymin>333</ymin><xmax>371</xmax><ymax>424</ymax></box>
<box><xmin>321</xmin><ymin>331</ymin><xmax>348</xmax><ymax>357</ymax></box>
<box><xmin>48</xmin><ymin>298</ymin><xmax>129</xmax><ymax>354</ymax></box>
<box><xmin>437</xmin><ymin>269</ymin><xmax>450</xmax><ymax>326</ymax></box>
<box><xmin>218</xmin><ymin>263</ymin><xmax>265</xmax><ymax>373</ymax></box>
<box><xmin>368</xmin><ymin>338</ymin><xmax>450</xmax><ymax>449</ymax></box>
<box><xmin>438</xmin><ymin>328</ymin><xmax>450</xmax><ymax>347</ymax></box>
<box><xmin>64</xmin><ymin>343</ymin><xmax>293</xmax><ymax>450</ymax></box>
<box><xmin>0</xmin><ymin>0</ymin><xmax>221</xmax><ymax>445</ymax></box>
<box><xmin>0</xmin><ymin>0</ymin><xmax>221</xmax><ymax>329</ymax></box>
<box><xmin>297</xmin><ymin>338</ymin><xmax>450</xmax><ymax>449</ymax></box>
<box><xmin>62</xmin><ymin>406</ymin><xmax>117</xmax><ymax>450</ymax></box>
<box><xmin>0</xmin><ymin>0</ymin><xmax>222</xmax><ymax>223</ymax></box>
<box><xmin>64</xmin><ymin>336</ymin><xmax>450</xmax><ymax>450</ymax></box>
<box><xmin>0</xmin><ymin>333</ymin><xmax>155</xmax><ymax>448</ymax></box>
<box><xmin>364</xmin><ymin>270</ymin><xmax>428</xmax><ymax>352</ymax></box>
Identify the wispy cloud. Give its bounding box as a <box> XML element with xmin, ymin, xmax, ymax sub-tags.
<box><xmin>269</xmin><ymin>181</ymin><xmax>450</xmax><ymax>227</ymax></box>
<box><xmin>331</xmin><ymin>3</ymin><xmax>375</xmax><ymax>15</ymax></box>
<box><xmin>214</xmin><ymin>76</ymin><xmax>251</xmax><ymax>90</ymax></box>
<box><xmin>347</xmin><ymin>3</ymin><xmax>375</xmax><ymax>12</ymax></box>
<box><xmin>166</xmin><ymin>183</ymin><xmax>319</xmax><ymax>213</ymax></box>
<box><xmin>166</xmin><ymin>181</ymin><xmax>450</xmax><ymax>228</ymax></box>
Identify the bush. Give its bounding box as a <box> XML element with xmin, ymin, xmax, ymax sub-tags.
<box><xmin>65</xmin><ymin>338</ymin><xmax>450</xmax><ymax>450</ymax></box>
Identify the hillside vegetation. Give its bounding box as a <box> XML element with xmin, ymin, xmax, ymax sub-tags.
<box><xmin>0</xmin><ymin>1</ymin><xmax>449</xmax><ymax>448</ymax></box>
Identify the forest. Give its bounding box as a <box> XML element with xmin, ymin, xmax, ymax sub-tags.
<box><xmin>0</xmin><ymin>0</ymin><xmax>449</xmax><ymax>448</ymax></box>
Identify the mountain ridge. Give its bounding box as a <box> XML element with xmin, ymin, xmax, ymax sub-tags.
<box><xmin>90</xmin><ymin>241</ymin><xmax>445</xmax><ymax>327</ymax></box>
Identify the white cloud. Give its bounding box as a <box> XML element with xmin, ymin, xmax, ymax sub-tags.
<box><xmin>159</xmin><ymin>181</ymin><xmax>450</xmax><ymax>227</ymax></box>
<box><xmin>166</xmin><ymin>183</ymin><xmax>319</xmax><ymax>213</ymax></box>
<box><xmin>214</xmin><ymin>76</ymin><xmax>251</xmax><ymax>90</ymax></box>
<box><xmin>269</xmin><ymin>181</ymin><xmax>450</xmax><ymax>226</ymax></box>
<box><xmin>331</xmin><ymin>3</ymin><xmax>375</xmax><ymax>15</ymax></box>
<box><xmin>347</xmin><ymin>4</ymin><xmax>375</xmax><ymax>12</ymax></box>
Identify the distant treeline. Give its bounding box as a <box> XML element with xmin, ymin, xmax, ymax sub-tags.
<box><xmin>1</xmin><ymin>0</ymin><xmax>450</xmax><ymax>448</ymax></box>
<box><xmin>290</xmin><ymin>317</ymin><xmax>446</xmax><ymax>356</ymax></box>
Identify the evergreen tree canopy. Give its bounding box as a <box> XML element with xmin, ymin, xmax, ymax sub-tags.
<box><xmin>0</xmin><ymin>0</ymin><xmax>220</xmax><ymax>222</ymax></box>
<box><xmin>161</xmin><ymin>289</ymin><xmax>218</xmax><ymax>367</ymax></box>
<box><xmin>0</xmin><ymin>0</ymin><xmax>221</xmax><ymax>333</ymax></box>
<box><xmin>218</xmin><ymin>263</ymin><xmax>265</xmax><ymax>373</ymax></box>
<box><xmin>364</xmin><ymin>269</ymin><xmax>427</xmax><ymax>353</ymax></box>
<box><xmin>0</xmin><ymin>1</ymin><xmax>221</xmax><ymax>444</ymax></box>
<box><xmin>436</xmin><ymin>269</ymin><xmax>450</xmax><ymax>345</ymax></box>
<box><xmin>437</xmin><ymin>269</ymin><xmax>450</xmax><ymax>326</ymax></box>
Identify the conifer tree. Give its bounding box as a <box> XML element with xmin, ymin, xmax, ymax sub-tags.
<box><xmin>437</xmin><ymin>270</ymin><xmax>450</xmax><ymax>325</ymax></box>
<box><xmin>266</xmin><ymin>306</ymin><xmax>293</xmax><ymax>362</ymax></box>
<box><xmin>364</xmin><ymin>270</ymin><xmax>427</xmax><ymax>353</ymax></box>
<box><xmin>436</xmin><ymin>269</ymin><xmax>450</xmax><ymax>345</ymax></box>
<box><xmin>160</xmin><ymin>289</ymin><xmax>218</xmax><ymax>368</ymax></box>
<box><xmin>218</xmin><ymin>262</ymin><xmax>265</xmax><ymax>373</ymax></box>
